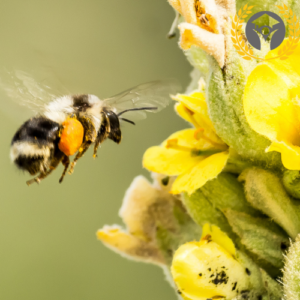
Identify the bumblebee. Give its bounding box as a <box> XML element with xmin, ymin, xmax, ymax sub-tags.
<box><xmin>7</xmin><ymin>74</ymin><xmax>180</xmax><ymax>185</ymax></box>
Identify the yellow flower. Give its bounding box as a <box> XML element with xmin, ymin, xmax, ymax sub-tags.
<box><xmin>243</xmin><ymin>40</ymin><xmax>300</xmax><ymax>170</ymax></box>
<box><xmin>97</xmin><ymin>175</ymin><xmax>201</xmax><ymax>266</ymax></box>
<box><xmin>143</xmin><ymin>91</ymin><xmax>229</xmax><ymax>195</ymax></box>
<box><xmin>167</xmin><ymin>0</ymin><xmax>234</xmax><ymax>67</ymax></box>
<box><xmin>171</xmin><ymin>224</ymin><xmax>251</xmax><ymax>300</ymax></box>
<box><xmin>97</xmin><ymin>176</ymin><xmax>168</xmax><ymax>266</ymax></box>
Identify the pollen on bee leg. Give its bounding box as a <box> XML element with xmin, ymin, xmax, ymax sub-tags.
<box><xmin>58</xmin><ymin>118</ymin><xmax>84</xmax><ymax>157</ymax></box>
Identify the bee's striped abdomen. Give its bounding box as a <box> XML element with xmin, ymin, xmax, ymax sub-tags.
<box><xmin>10</xmin><ymin>117</ymin><xmax>60</xmax><ymax>174</ymax></box>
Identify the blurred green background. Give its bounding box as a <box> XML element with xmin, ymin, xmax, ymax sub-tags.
<box><xmin>0</xmin><ymin>0</ymin><xmax>191</xmax><ymax>299</ymax></box>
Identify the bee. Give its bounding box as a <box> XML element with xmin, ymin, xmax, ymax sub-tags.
<box><xmin>5</xmin><ymin>71</ymin><xmax>180</xmax><ymax>185</ymax></box>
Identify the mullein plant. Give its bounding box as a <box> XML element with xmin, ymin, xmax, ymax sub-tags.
<box><xmin>97</xmin><ymin>0</ymin><xmax>300</xmax><ymax>299</ymax></box>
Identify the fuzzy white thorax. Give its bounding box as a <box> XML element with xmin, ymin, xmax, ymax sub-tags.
<box><xmin>43</xmin><ymin>95</ymin><xmax>74</xmax><ymax>124</ymax></box>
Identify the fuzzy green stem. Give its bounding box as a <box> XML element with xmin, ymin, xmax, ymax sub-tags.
<box><xmin>283</xmin><ymin>234</ymin><xmax>300</xmax><ymax>300</ymax></box>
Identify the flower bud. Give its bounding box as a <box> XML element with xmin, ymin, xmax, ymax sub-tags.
<box><xmin>224</xmin><ymin>209</ymin><xmax>289</xmax><ymax>277</ymax></box>
<box><xmin>240</xmin><ymin>168</ymin><xmax>300</xmax><ymax>239</ymax></box>
<box><xmin>182</xmin><ymin>172</ymin><xmax>262</xmax><ymax>243</ymax></box>
<box><xmin>182</xmin><ymin>188</ymin><xmax>236</xmax><ymax>241</ymax></box>
<box><xmin>282</xmin><ymin>170</ymin><xmax>300</xmax><ymax>199</ymax></box>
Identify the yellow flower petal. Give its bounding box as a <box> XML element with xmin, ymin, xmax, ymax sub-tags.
<box><xmin>97</xmin><ymin>226</ymin><xmax>164</xmax><ymax>264</ymax></box>
<box><xmin>264</xmin><ymin>40</ymin><xmax>300</xmax><ymax>107</ymax></box>
<box><xmin>162</xmin><ymin>128</ymin><xmax>200</xmax><ymax>148</ymax></box>
<box><xmin>177</xmin><ymin>0</ymin><xmax>198</xmax><ymax>25</ymax></box>
<box><xmin>201</xmin><ymin>224</ymin><xmax>236</xmax><ymax>257</ymax></box>
<box><xmin>243</xmin><ymin>41</ymin><xmax>300</xmax><ymax>168</ymax></box>
<box><xmin>175</xmin><ymin>102</ymin><xmax>199</xmax><ymax>127</ymax></box>
<box><xmin>174</xmin><ymin>93</ymin><xmax>225</xmax><ymax>144</ymax></box>
<box><xmin>244</xmin><ymin>65</ymin><xmax>300</xmax><ymax>145</ymax></box>
<box><xmin>171</xmin><ymin>151</ymin><xmax>229</xmax><ymax>195</ymax></box>
<box><xmin>173</xmin><ymin>92</ymin><xmax>206</xmax><ymax>114</ymax></box>
<box><xmin>267</xmin><ymin>141</ymin><xmax>300</xmax><ymax>170</ymax></box>
<box><xmin>171</xmin><ymin>238</ymin><xmax>250</xmax><ymax>300</ymax></box>
<box><xmin>167</xmin><ymin>0</ymin><xmax>183</xmax><ymax>15</ymax></box>
<box><xmin>143</xmin><ymin>146</ymin><xmax>201</xmax><ymax>176</ymax></box>
<box><xmin>265</xmin><ymin>40</ymin><xmax>300</xmax><ymax>91</ymax></box>
<box><xmin>97</xmin><ymin>226</ymin><xmax>134</xmax><ymax>249</ymax></box>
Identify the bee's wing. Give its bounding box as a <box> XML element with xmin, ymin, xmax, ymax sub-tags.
<box><xmin>0</xmin><ymin>69</ymin><xmax>66</xmax><ymax>122</ymax></box>
<box><xmin>103</xmin><ymin>79</ymin><xmax>181</xmax><ymax>122</ymax></box>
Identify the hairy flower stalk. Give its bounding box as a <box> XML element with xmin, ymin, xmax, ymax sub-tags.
<box><xmin>98</xmin><ymin>0</ymin><xmax>300</xmax><ymax>299</ymax></box>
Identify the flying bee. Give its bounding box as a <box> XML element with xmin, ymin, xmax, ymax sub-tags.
<box><xmin>5</xmin><ymin>71</ymin><xmax>180</xmax><ymax>185</ymax></box>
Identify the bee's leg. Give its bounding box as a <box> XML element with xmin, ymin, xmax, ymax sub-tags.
<box><xmin>26</xmin><ymin>163</ymin><xmax>59</xmax><ymax>186</ymax></box>
<box><xmin>26</xmin><ymin>150</ymin><xmax>64</xmax><ymax>186</ymax></box>
<box><xmin>26</xmin><ymin>169</ymin><xmax>54</xmax><ymax>186</ymax></box>
<box><xmin>78</xmin><ymin>116</ymin><xmax>98</xmax><ymax>144</ymax></box>
<box><xmin>59</xmin><ymin>155</ymin><xmax>70</xmax><ymax>183</ymax></box>
<box><xmin>68</xmin><ymin>141</ymin><xmax>92</xmax><ymax>174</ymax></box>
<box><xmin>93</xmin><ymin>140</ymin><xmax>101</xmax><ymax>158</ymax></box>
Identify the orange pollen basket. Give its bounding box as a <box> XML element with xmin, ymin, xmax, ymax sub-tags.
<box><xmin>58</xmin><ymin>118</ymin><xmax>84</xmax><ymax>156</ymax></box>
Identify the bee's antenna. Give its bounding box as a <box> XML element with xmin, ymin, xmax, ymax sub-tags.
<box><xmin>117</xmin><ymin>107</ymin><xmax>158</xmax><ymax>116</ymax></box>
<box><xmin>119</xmin><ymin>118</ymin><xmax>135</xmax><ymax>125</ymax></box>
